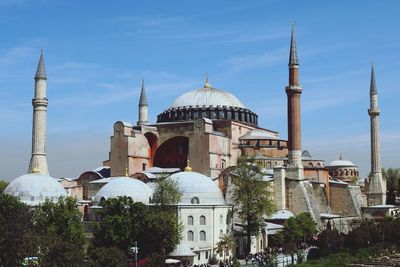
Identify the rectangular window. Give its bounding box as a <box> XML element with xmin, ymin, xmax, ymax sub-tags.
<box><xmin>197</xmin><ymin>252</ymin><xmax>200</xmax><ymax>260</ymax></box>
<box><xmin>206</xmin><ymin>251</ymin><xmax>208</xmax><ymax>259</ymax></box>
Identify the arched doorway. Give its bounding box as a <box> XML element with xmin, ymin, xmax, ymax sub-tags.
<box><xmin>153</xmin><ymin>136</ymin><xmax>189</xmax><ymax>170</ymax></box>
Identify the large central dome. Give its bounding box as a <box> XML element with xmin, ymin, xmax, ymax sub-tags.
<box><xmin>157</xmin><ymin>79</ymin><xmax>258</xmax><ymax>126</ymax></box>
<box><xmin>170</xmin><ymin>86</ymin><xmax>246</xmax><ymax>109</ymax></box>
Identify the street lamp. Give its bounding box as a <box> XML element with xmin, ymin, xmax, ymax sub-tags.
<box><xmin>130</xmin><ymin>241</ymin><xmax>139</xmax><ymax>267</ymax></box>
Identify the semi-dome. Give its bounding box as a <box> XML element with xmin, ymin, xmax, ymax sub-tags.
<box><xmin>168</xmin><ymin>171</ymin><xmax>225</xmax><ymax>205</ymax></box>
<box><xmin>157</xmin><ymin>80</ymin><xmax>258</xmax><ymax>126</ymax></box>
<box><xmin>93</xmin><ymin>177</ymin><xmax>153</xmax><ymax>205</ymax></box>
<box><xmin>4</xmin><ymin>173</ymin><xmax>67</xmax><ymax>206</ymax></box>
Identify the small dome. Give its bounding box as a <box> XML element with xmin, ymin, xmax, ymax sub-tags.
<box><xmin>328</xmin><ymin>156</ymin><xmax>357</xmax><ymax>167</ymax></box>
<box><xmin>93</xmin><ymin>177</ymin><xmax>153</xmax><ymax>205</ymax></box>
<box><xmin>170</xmin><ymin>87</ymin><xmax>245</xmax><ymax>109</ymax></box>
<box><xmin>168</xmin><ymin>171</ymin><xmax>225</xmax><ymax>205</ymax></box>
<box><xmin>4</xmin><ymin>173</ymin><xmax>67</xmax><ymax>206</ymax></box>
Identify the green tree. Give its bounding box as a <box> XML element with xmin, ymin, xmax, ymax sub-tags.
<box><xmin>93</xmin><ymin>196</ymin><xmax>182</xmax><ymax>260</ymax></box>
<box><xmin>216</xmin><ymin>234</ymin><xmax>234</xmax><ymax>261</ymax></box>
<box><xmin>315</xmin><ymin>229</ymin><xmax>344</xmax><ymax>256</ymax></box>
<box><xmin>33</xmin><ymin>197</ymin><xmax>86</xmax><ymax>266</ymax></box>
<box><xmin>0</xmin><ymin>180</ymin><xmax>9</xmax><ymax>193</ymax></box>
<box><xmin>383</xmin><ymin>168</ymin><xmax>400</xmax><ymax>205</ymax></box>
<box><xmin>0</xmin><ymin>194</ymin><xmax>35</xmax><ymax>267</ymax></box>
<box><xmin>87</xmin><ymin>246</ymin><xmax>127</xmax><ymax>267</ymax></box>
<box><xmin>151</xmin><ymin>174</ymin><xmax>183</xmax><ymax>207</ymax></box>
<box><xmin>296</xmin><ymin>212</ymin><xmax>318</xmax><ymax>243</ymax></box>
<box><xmin>230</xmin><ymin>156</ymin><xmax>274</xmax><ymax>254</ymax></box>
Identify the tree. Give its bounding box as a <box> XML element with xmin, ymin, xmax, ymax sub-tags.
<box><xmin>87</xmin><ymin>246</ymin><xmax>127</xmax><ymax>267</ymax></box>
<box><xmin>315</xmin><ymin>229</ymin><xmax>344</xmax><ymax>256</ymax></box>
<box><xmin>295</xmin><ymin>212</ymin><xmax>317</xmax><ymax>244</ymax></box>
<box><xmin>216</xmin><ymin>234</ymin><xmax>234</xmax><ymax>261</ymax></box>
<box><xmin>383</xmin><ymin>168</ymin><xmax>400</xmax><ymax>205</ymax></box>
<box><xmin>151</xmin><ymin>175</ymin><xmax>183</xmax><ymax>207</ymax></box>
<box><xmin>230</xmin><ymin>156</ymin><xmax>275</xmax><ymax>254</ymax></box>
<box><xmin>33</xmin><ymin>197</ymin><xmax>86</xmax><ymax>266</ymax></box>
<box><xmin>92</xmin><ymin>196</ymin><xmax>182</xmax><ymax>260</ymax></box>
<box><xmin>0</xmin><ymin>194</ymin><xmax>35</xmax><ymax>267</ymax></box>
<box><xmin>0</xmin><ymin>180</ymin><xmax>9</xmax><ymax>193</ymax></box>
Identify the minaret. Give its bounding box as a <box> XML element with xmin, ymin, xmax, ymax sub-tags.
<box><xmin>285</xmin><ymin>22</ymin><xmax>304</xmax><ymax>179</ymax></box>
<box><xmin>28</xmin><ymin>49</ymin><xmax>49</xmax><ymax>175</ymax></box>
<box><xmin>137</xmin><ymin>80</ymin><xmax>149</xmax><ymax>126</ymax></box>
<box><xmin>367</xmin><ymin>64</ymin><xmax>386</xmax><ymax>205</ymax></box>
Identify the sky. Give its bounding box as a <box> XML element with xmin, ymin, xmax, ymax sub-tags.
<box><xmin>0</xmin><ymin>0</ymin><xmax>399</xmax><ymax>181</ymax></box>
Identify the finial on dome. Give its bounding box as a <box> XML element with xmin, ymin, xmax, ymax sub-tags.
<box><xmin>339</xmin><ymin>153</ymin><xmax>343</xmax><ymax>160</ymax></box>
<box><xmin>32</xmin><ymin>166</ymin><xmax>40</xmax><ymax>174</ymax></box>
<box><xmin>184</xmin><ymin>158</ymin><xmax>192</xmax><ymax>172</ymax></box>
<box><xmin>125</xmin><ymin>167</ymin><xmax>129</xmax><ymax>177</ymax></box>
<box><xmin>204</xmin><ymin>73</ymin><xmax>212</xmax><ymax>88</ymax></box>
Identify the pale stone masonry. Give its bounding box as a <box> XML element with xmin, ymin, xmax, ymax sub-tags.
<box><xmin>367</xmin><ymin>64</ymin><xmax>386</xmax><ymax>206</ymax></box>
<box><xmin>28</xmin><ymin>50</ymin><xmax>49</xmax><ymax>175</ymax></box>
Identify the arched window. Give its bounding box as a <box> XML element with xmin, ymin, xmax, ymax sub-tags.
<box><xmin>187</xmin><ymin>216</ymin><xmax>194</xmax><ymax>225</ymax></box>
<box><xmin>308</xmin><ymin>163</ymin><xmax>313</xmax><ymax>167</ymax></box>
<box><xmin>200</xmin><ymin>215</ymin><xmax>206</xmax><ymax>225</ymax></box>
<box><xmin>317</xmin><ymin>163</ymin><xmax>321</xmax><ymax>167</ymax></box>
<box><xmin>345</xmin><ymin>169</ymin><xmax>348</xmax><ymax>176</ymax></box>
<box><xmin>187</xmin><ymin>231</ymin><xmax>194</xmax><ymax>241</ymax></box>
<box><xmin>221</xmin><ymin>159</ymin><xmax>226</xmax><ymax>170</ymax></box>
<box><xmin>219</xmin><ymin>215</ymin><xmax>223</xmax><ymax>224</ymax></box>
<box><xmin>200</xmin><ymin>230</ymin><xmax>206</xmax><ymax>241</ymax></box>
<box><xmin>191</xmin><ymin>197</ymin><xmax>200</xmax><ymax>204</ymax></box>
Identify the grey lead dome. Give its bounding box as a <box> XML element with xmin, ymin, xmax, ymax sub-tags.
<box><xmin>4</xmin><ymin>173</ymin><xmax>67</xmax><ymax>206</ymax></box>
<box><xmin>170</xmin><ymin>86</ymin><xmax>246</xmax><ymax>109</ymax></box>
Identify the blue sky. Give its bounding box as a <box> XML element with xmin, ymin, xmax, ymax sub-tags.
<box><xmin>1</xmin><ymin>0</ymin><xmax>399</xmax><ymax>181</ymax></box>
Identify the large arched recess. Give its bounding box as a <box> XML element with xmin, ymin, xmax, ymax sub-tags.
<box><xmin>153</xmin><ymin>136</ymin><xmax>189</xmax><ymax>170</ymax></box>
<box><xmin>144</xmin><ymin>132</ymin><xmax>158</xmax><ymax>167</ymax></box>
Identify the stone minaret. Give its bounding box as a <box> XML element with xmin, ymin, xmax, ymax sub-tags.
<box><xmin>28</xmin><ymin>49</ymin><xmax>49</xmax><ymax>175</ymax></box>
<box><xmin>137</xmin><ymin>80</ymin><xmax>149</xmax><ymax>126</ymax></box>
<box><xmin>285</xmin><ymin>22</ymin><xmax>304</xmax><ymax>179</ymax></box>
<box><xmin>367</xmin><ymin>64</ymin><xmax>386</xmax><ymax>205</ymax></box>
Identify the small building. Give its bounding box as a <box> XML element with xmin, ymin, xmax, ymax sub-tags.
<box><xmin>327</xmin><ymin>155</ymin><xmax>359</xmax><ymax>184</ymax></box>
<box><xmin>361</xmin><ymin>205</ymin><xmax>400</xmax><ymax>221</ymax></box>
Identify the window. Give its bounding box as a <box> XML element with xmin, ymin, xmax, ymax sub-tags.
<box><xmin>191</xmin><ymin>197</ymin><xmax>200</xmax><ymax>204</ymax></box>
<box><xmin>200</xmin><ymin>231</ymin><xmax>206</xmax><ymax>241</ymax></box>
<box><xmin>200</xmin><ymin>215</ymin><xmax>206</xmax><ymax>225</ymax></box>
<box><xmin>219</xmin><ymin>215</ymin><xmax>223</xmax><ymax>224</ymax></box>
<box><xmin>308</xmin><ymin>163</ymin><xmax>313</xmax><ymax>167</ymax></box>
<box><xmin>206</xmin><ymin>251</ymin><xmax>209</xmax><ymax>259</ymax></box>
<box><xmin>142</xmin><ymin>163</ymin><xmax>146</xmax><ymax>171</ymax></box>
<box><xmin>197</xmin><ymin>252</ymin><xmax>200</xmax><ymax>260</ymax></box>
<box><xmin>219</xmin><ymin>230</ymin><xmax>223</xmax><ymax>238</ymax></box>
<box><xmin>187</xmin><ymin>216</ymin><xmax>194</xmax><ymax>225</ymax></box>
<box><xmin>187</xmin><ymin>231</ymin><xmax>194</xmax><ymax>241</ymax></box>
<box><xmin>221</xmin><ymin>159</ymin><xmax>226</xmax><ymax>170</ymax></box>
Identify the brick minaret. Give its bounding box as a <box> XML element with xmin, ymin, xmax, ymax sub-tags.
<box><xmin>137</xmin><ymin>79</ymin><xmax>149</xmax><ymax>126</ymax></box>
<box><xmin>367</xmin><ymin>64</ymin><xmax>386</xmax><ymax>205</ymax></box>
<box><xmin>28</xmin><ymin>49</ymin><xmax>49</xmax><ymax>175</ymax></box>
<box><xmin>285</xmin><ymin>22</ymin><xmax>304</xmax><ymax>179</ymax></box>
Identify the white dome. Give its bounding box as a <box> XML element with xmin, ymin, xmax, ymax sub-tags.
<box><xmin>168</xmin><ymin>171</ymin><xmax>225</xmax><ymax>205</ymax></box>
<box><xmin>4</xmin><ymin>173</ymin><xmax>67</xmax><ymax>206</ymax></box>
<box><xmin>170</xmin><ymin>87</ymin><xmax>245</xmax><ymax>109</ymax></box>
<box><xmin>328</xmin><ymin>159</ymin><xmax>356</xmax><ymax>167</ymax></box>
<box><xmin>93</xmin><ymin>177</ymin><xmax>153</xmax><ymax>205</ymax></box>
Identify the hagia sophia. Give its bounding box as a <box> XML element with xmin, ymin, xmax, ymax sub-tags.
<box><xmin>2</xmin><ymin>24</ymin><xmax>388</xmax><ymax>265</ymax></box>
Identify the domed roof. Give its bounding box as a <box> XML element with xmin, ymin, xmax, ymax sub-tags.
<box><xmin>168</xmin><ymin>171</ymin><xmax>225</xmax><ymax>205</ymax></box>
<box><xmin>170</xmin><ymin>81</ymin><xmax>245</xmax><ymax>109</ymax></box>
<box><xmin>328</xmin><ymin>155</ymin><xmax>357</xmax><ymax>167</ymax></box>
<box><xmin>4</xmin><ymin>173</ymin><xmax>67</xmax><ymax>206</ymax></box>
<box><xmin>93</xmin><ymin>177</ymin><xmax>153</xmax><ymax>205</ymax></box>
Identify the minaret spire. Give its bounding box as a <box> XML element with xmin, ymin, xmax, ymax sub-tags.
<box><xmin>289</xmin><ymin>20</ymin><xmax>298</xmax><ymax>66</ymax></box>
<box><xmin>28</xmin><ymin>50</ymin><xmax>49</xmax><ymax>175</ymax></box>
<box><xmin>137</xmin><ymin>79</ymin><xmax>149</xmax><ymax>126</ymax></box>
<box><xmin>285</xmin><ymin>21</ymin><xmax>304</xmax><ymax>179</ymax></box>
<box><xmin>367</xmin><ymin>64</ymin><xmax>386</xmax><ymax>205</ymax></box>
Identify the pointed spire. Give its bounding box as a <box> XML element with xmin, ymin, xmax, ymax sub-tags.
<box><xmin>289</xmin><ymin>20</ymin><xmax>299</xmax><ymax>66</ymax></box>
<box><xmin>339</xmin><ymin>153</ymin><xmax>343</xmax><ymax>160</ymax></box>
<box><xmin>184</xmin><ymin>155</ymin><xmax>192</xmax><ymax>172</ymax></box>
<box><xmin>204</xmin><ymin>73</ymin><xmax>212</xmax><ymax>88</ymax></box>
<box><xmin>370</xmin><ymin>63</ymin><xmax>377</xmax><ymax>94</ymax></box>
<box><xmin>139</xmin><ymin>79</ymin><xmax>148</xmax><ymax>106</ymax></box>
<box><xmin>35</xmin><ymin>49</ymin><xmax>47</xmax><ymax>80</ymax></box>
